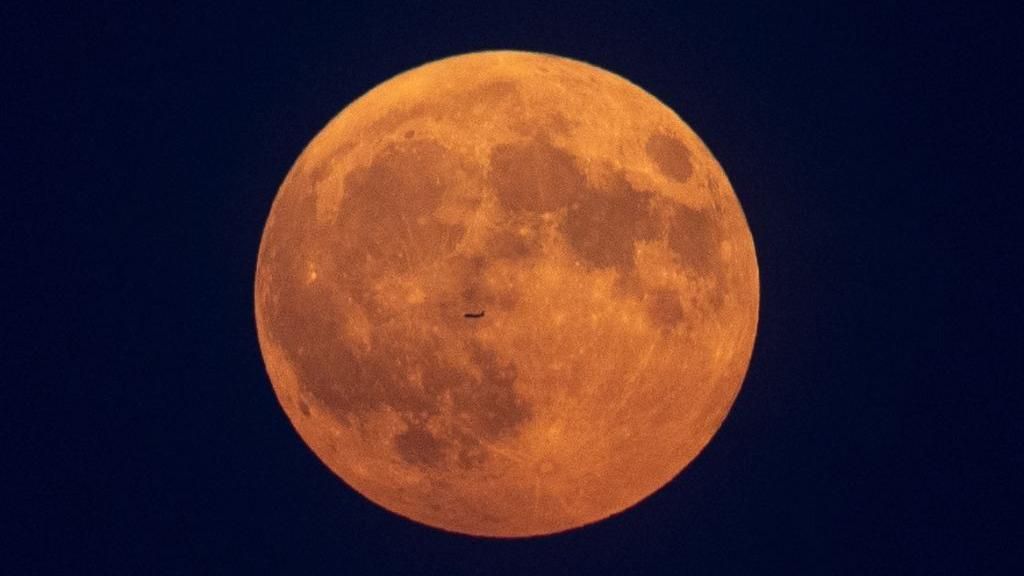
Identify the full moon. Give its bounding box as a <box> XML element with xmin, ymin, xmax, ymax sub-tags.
<box><xmin>255</xmin><ymin>51</ymin><xmax>758</xmax><ymax>537</ymax></box>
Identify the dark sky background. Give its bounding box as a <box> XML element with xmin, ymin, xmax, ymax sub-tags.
<box><xmin>5</xmin><ymin>1</ymin><xmax>1022</xmax><ymax>573</ymax></box>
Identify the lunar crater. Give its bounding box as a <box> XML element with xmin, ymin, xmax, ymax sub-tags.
<box><xmin>387</xmin><ymin>343</ymin><xmax>530</xmax><ymax>471</ymax></box>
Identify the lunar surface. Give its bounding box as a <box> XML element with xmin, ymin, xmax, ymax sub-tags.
<box><xmin>255</xmin><ymin>51</ymin><xmax>759</xmax><ymax>537</ymax></box>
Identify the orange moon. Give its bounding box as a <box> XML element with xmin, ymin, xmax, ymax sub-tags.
<box><xmin>255</xmin><ymin>51</ymin><xmax>758</xmax><ymax>537</ymax></box>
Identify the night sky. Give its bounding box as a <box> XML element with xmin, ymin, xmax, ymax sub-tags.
<box><xmin>6</xmin><ymin>2</ymin><xmax>1022</xmax><ymax>573</ymax></box>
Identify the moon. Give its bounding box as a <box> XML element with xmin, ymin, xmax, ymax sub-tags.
<box><xmin>255</xmin><ymin>51</ymin><xmax>758</xmax><ymax>537</ymax></box>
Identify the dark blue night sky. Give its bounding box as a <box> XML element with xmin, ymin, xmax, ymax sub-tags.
<box><xmin>5</xmin><ymin>2</ymin><xmax>1021</xmax><ymax>573</ymax></box>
